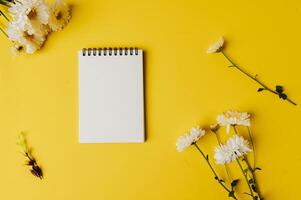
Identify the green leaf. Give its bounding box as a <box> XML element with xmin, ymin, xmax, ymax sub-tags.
<box><xmin>279</xmin><ymin>93</ymin><xmax>287</xmax><ymax>100</ymax></box>
<box><xmin>231</xmin><ymin>179</ymin><xmax>239</xmax><ymax>188</ymax></box>
<box><xmin>255</xmin><ymin>167</ymin><xmax>262</xmax><ymax>171</ymax></box>
<box><xmin>276</xmin><ymin>85</ymin><xmax>284</xmax><ymax>93</ymax></box>
<box><xmin>228</xmin><ymin>191</ymin><xmax>235</xmax><ymax>197</ymax></box>
<box><xmin>243</xmin><ymin>192</ymin><xmax>253</xmax><ymax>197</ymax></box>
<box><xmin>0</xmin><ymin>1</ymin><xmax>9</xmax><ymax>6</ymax></box>
<box><xmin>251</xmin><ymin>184</ymin><xmax>257</xmax><ymax>192</ymax></box>
<box><xmin>257</xmin><ymin>88</ymin><xmax>264</xmax><ymax>92</ymax></box>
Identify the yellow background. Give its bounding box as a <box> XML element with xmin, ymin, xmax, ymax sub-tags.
<box><xmin>1</xmin><ymin>0</ymin><xmax>301</xmax><ymax>199</ymax></box>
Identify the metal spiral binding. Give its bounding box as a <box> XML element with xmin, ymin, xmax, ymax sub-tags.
<box><xmin>82</xmin><ymin>47</ymin><xmax>139</xmax><ymax>56</ymax></box>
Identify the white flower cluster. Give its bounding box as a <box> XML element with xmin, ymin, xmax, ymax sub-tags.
<box><xmin>7</xmin><ymin>0</ymin><xmax>71</xmax><ymax>54</ymax></box>
<box><xmin>176</xmin><ymin>111</ymin><xmax>252</xmax><ymax>165</ymax></box>
<box><xmin>214</xmin><ymin>135</ymin><xmax>251</xmax><ymax>164</ymax></box>
<box><xmin>176</xmin><ymin>126</ymin><xmax>205</xmax><ymax>152</ymax></box>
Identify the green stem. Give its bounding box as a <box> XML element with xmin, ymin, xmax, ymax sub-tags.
<box><xmin>221</xmin><ymin>50</ymin><xmax>297</xmax><ymax>106</ymax></box>
<box><xmin>212</xmin><ymin>130</ymin><xmax>232</xmax><ymax>182</ymax></box>
<box><xmin>234</xmin><ymin>126</ymin><xmax>255</xmax><ymax>168</ymax></box>
<box><xmin>0</xmin><ymin>26</ymin><xmax>8</xmax><ymax>38</ymax></box>
<box><xmin>247</xmin><ymin>127</ymin><xmax>255</xmax><ymax>168</ymax></box>
<box><xmin>233</xmin><ymin>125</ymin><xmax>238</xmax><ymax>135</ymax></box>
<box><xmin>244</xmin><ymin>156</ymin><xmax>263</xmax><ymax>199</ymax></box>
<box><xmin>193</xmin><ymin>143</ymin><xmax>238</xmax><ymax>200</ymax></box>
<box><xmin>233</xmin><ymin>126</ymin><xmax>263</xmax><ymax>199</ymax></box>
<box><xmin>236</xmin><ymin>158</ymin><xmax>255</xmax><ymax>199</ymax></box>
<box><xmin>0</xmin><ymin>9</ymin><xmax>9</xmax><ymax>21</ymax></box>
<box><xmin>0</xmin><ymin>0</ymin><xmax>10</xmax><ymax>7</ymax></box>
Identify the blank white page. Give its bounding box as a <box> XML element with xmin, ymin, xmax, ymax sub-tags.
<box><xmin>78</xmin><ymin>48</ymin><xmax>144</xmax><ymax>143</ymax></box>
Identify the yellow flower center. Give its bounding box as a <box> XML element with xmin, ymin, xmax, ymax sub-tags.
<box><xmin>56</xmin><ymin>11</ymin><xmax>62</xmax><ymax>20</ymax></box>
<box><xmin>27</xmin><ymin>8</ymin><xmax>37</xmax><ymax>20</ymax></box>
<box><xmin>23</xmin><ymin>31</ymin><xmax>35</xmax><ymax>41</ymax></box>
<box><xmin>16</xmin><ymin>45</ymin><xmax>23</xmax><ymax>51</ymax></box>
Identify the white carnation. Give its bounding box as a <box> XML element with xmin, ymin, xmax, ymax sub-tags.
<box><xmin>217</xmin><ymin>111</ymin><xmax>250</xmax><ymax>133</ymax></box>
<box><xmin>176</xmin><ymin>126</ymin><xmax>205</xmax><ymax>152</ymax></box>
<box><xmin>207</xmin><ymin>37</ymin><xmax>224</xmax><ymax>54</ymax></box>
<box><xmin>48</xmin><ymin>0</ymin><xmax>71</xmax><ymax>32</ymax></box>
<box><xmin>214</xmin><ymin>135</ymin><xmax>251</xmax><ymax>164</ymax></box>
<box><xmin>7</xmin><ymin>21</ymin><xmax>45</xmax><ymax>54</ymax></box>
<box><xmin>9</xmin><ymin>0</ymin><xmax>50</xmax><ymax>34</ymax></box>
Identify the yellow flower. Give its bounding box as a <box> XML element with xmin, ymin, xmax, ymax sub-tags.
<box><xmin>48</xmin><ymin>0</ymin><xmax>71</xmax><ymax>32</ymax></box>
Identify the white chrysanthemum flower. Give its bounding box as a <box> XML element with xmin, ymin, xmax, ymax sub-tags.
<box><xmin>48</xmin><ymin>0</ymin><xmax>71</xmax><ymax>32</ymax></box>
<box><xmin>176</xmin><ymin>126</ymin><xmax>206</xmax><ymax>152</ymax></box>
<box><xmin>9</xmin><ymin>0</ymin><xmax>50</xmax><ymax>34</ymax></box>
<box><xmin>227</xmin><ymin>135</ymin><xmax>251</xmax><ymax>156</ymax></box>
<box><xmin>7</xmin><ymin>21</ymin><xmax>46</xmax><ymax>54</ymax></box>
<box><xmin>214</xmin><ymin>135</ymin><xmax>251</xmax><ymax>164</ymax></box>
<box><xmin>217</xmin><ymin>111</ymin><xmax>250</xmax><ymax>133</ymax></box>
<box><xmin>207</xmin><ymin>37</ymin><xmax>224</xmax><ymax>54</ymax></box>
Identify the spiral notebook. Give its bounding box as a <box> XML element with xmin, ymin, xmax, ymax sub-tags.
<box><xmin>78</xmin><ymin>48</ymin><xmax>144</xmax><ymax>143</ymax></box>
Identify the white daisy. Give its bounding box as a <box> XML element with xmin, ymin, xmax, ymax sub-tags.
<box><xmin>176</xmin><ymin>126</ymin><xmax>205</xmax><ymax>152</ymax></box>
<box><xmin>207</xmin><ymin>37</ymin><xmax>224</xmax><ymax>54</ymax></box>
<box><xmin>48</xmin><ymin>0</ymin><xmax>71</xmax><ymax>32</ymax></box>
<box><xmin>9</xmin><ymin>0</ymin><xmax>50</xmax><ymax>34</ymax></box>
<box><xmin>217</xmin><ymin>111</ymin><xmax>250</xmax><ymax>133</ymax></box>
<box><xmin>214</xmin><ymin>135</ymin><xmax>251</xmax><ymax>164</ymax></box>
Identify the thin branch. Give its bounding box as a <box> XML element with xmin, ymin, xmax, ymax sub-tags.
<box><xmin>221</xmin><ymin>50</ymin><xmax>297</xmax><ymax>106</ymax></box>
<box><xmin>0</xmin><ymin>26</ymin><xmax>8</xmax><ymax>37</ymax></box>
<box><xmin>212</xmin><ymin>130</ymin><xmax>233</xmax><ymax>182</ymax></box>
<box><xmin>0</xmin><ymin>9</ymin><xmax>9</xmax><ymax>21</ymax></box>
<box><xmin>194</xmin><ymin>143</ymin><xmax>238</xmax><ymax>200</ymax></box>
<box><xmin>243</xmin><ymin>156</ymin><xmax>263</xmax><ymax>199</ymax></box>
<box><xmin>247</xmin><ymin>127</ymin><xmax>256</xmax><ymax>168</ymax></box>
<box><xmin>237</xmin><ymin>158</ymin><xmax>255</xmax><ymax>199</ymax></box>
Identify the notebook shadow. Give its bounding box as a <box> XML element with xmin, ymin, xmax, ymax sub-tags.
<box><xmin>143</xmin><ymin>50</ymin><xmax>148</xmax><ymax>142</ymax></box>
